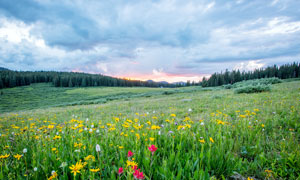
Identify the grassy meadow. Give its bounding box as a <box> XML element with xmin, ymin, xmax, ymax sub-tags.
<box><xmin>0</xmin><ymin>80</ymin><xmax>299</xmax><ymax>179</ymax></box>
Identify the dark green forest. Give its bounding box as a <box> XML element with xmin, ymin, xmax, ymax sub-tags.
<box><xmin>0</xmin><ymin>71</ymin><xmax>175</xmax><ymax>89</ymax></box>
<box><xmin>0</xmin><ymin>62</ymin><xmax>299</xmax><ymax>89</ymax></box>
<box><xmin>201</xmin><ymin>62</ymin><xmax>300</xmax><ymax>87</ymax></box>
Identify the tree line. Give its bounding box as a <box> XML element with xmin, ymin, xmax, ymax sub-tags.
<box><xmin>0</xmin><ymin>71</ymin><xmax>176</xmax><ymax>89</ymax></box>
<box><xmin>1</xmin><ymin>62</ymin><xmax>299</xmax><ymax>89</ymax></box>
<box><xmin>201</xmin><ymin>62</ymin><xmax>300</xmax><ymax>87</ymax></box>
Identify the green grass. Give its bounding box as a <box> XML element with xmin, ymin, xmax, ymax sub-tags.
<box><xmin>0</xmin><ymin>83</ymin><xmax>201</xmax><ymax>113</ymax></box>
<box><xmin>0</xmin><ymin>81</ymin><xmax>299</xmax><ymax>179</ymax></box>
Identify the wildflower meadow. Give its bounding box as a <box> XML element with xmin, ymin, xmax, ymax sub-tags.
<box><xmin>0</xmin><ymin>80</ymin><xmax>299</xmax><ymax>179</ymax></box>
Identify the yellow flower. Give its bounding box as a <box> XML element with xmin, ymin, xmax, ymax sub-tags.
<box><xmin>84</xmin><ymin>155</ymin><xmax>95</xmax><ymax>162</ymax></box>
<box><xmin>0</xmin><ymin>154</ymin><xmax>10</xmax><ymax>159</ymax></box>
<box><xmin>185</xmin><ymin>124</ymin><xmax>191</xmax><ymax>128</ymax></box>
<box><xmin>199</xmin><ymin>139</ymin><xmax>205</xmax><ymax>144</ymax></box>
<box><xmin>239</xmin><ymin>115</ymin><xmax>246</xmax><ymax>118</ymax></box>
<box><xmin>90</xmin><ymin>168</ymin><xmax>100</xmax><ymax>173</ymax></box>
<box><xmin>53</xmin><ymin>135</ymin><xmax>61</xmax><ymax>140</ymax></box>
<box><xmin>151</xmin><ymin>125</ymin><xmax>161</xmax><ymax>130</ymax></box>
<box><xmin>52</xmin><ymin>148</ymin><xmax>57</xmax><ymax>151</ymax></box>
<box><xmin>126</xmin><ymin>120</ymin><xmax>132</xmax><ymax>123</ymax></box>
<box><xmin>48</xmin><ymin>171</ymin><xmax>58</xmax><ymax>180</ymax></box>
<box><xmin>126</xmin><ymin>160</ymin><xmax>138</xmax><ymax>168</ymax></box>
<box><xmin>48</xmin><ymin>125</ymin><xmax>54</xmax><ymax>129</ymax></box>
<box><xmin>217</xmin><ymin>120</ymin><xmax>225</xmax><ymax>125</ymax></box>
<box><xmin>149</xmin><ymin>137</ymin><xmax>155</xmax><ymax>141</ymax></box>
<box><xmin>171</xmin><ymin>114</ymin><xmax>176</xmax><ymax>117</ymax></box>
<box><xmin>14</xmin><ymin>154</ymin><xmax>22</xmax><ymax>160</ymax></box>
<box><xmin>74</xmin><ymin>142</ymin><xmax>83</xmax><ymax>148</ymax></box>
<box><xmin>136</xmin><ymin>134</ymin><xmax>140</xmax><ymax>140</ymax></box>
<box><xmin>247</xmin><ymin>177</ymin><xmax>254</xmax><ymax>180</ymax></box>
<box><xmin>69</xmin><ymin>160</ymin><xmax>86</xmax><ymax>176</ymax></box>
<box><xmin>209</xmin><ymin>137</ymin><xmax>214</xmax><ymax>143</ymax></box>
<box><xmin>261</xmin><ymin>124</ymin><xmax>265</xmax><ymax>128</ymax></box>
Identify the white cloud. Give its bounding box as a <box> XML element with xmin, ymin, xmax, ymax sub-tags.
<box><xmin>0</xmin><ymin>18</ymin><xmax>46</xmax><ymax>48</ymax></box>
<box><xmin>96</xmin><ymin>62</ymin><xmax>108</xmax><ymax>72</ymax></box>
<box><xmin>234</xmin><ymin>60</ymin><xmax>265</xmax><ymax>71</ymax></box>
<box><xmin>152</xmin><ymin>68</ymin><xmax>164</xmax><ymax>76</ymax></box>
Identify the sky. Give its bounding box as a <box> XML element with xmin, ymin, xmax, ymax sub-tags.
<box><xmin>0</xmin><ymin>0</ymin><xmax>300</xmax><ymax>82</ymax></box>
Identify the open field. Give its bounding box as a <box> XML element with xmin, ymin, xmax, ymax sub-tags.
<box><xmin>0</xmin><ymin>83</ymin><xmax>207</xmax><ymax>113</ymax></box>
<box><xmin>0</xmin><ymin>81</ymin><xmax>300</xmax><ymax>179</ymax></box>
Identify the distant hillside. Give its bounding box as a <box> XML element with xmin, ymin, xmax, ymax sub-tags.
<box><xmin>0</xmin><ymin>67</ymin><xmax>10</xmax><ymax>71</ymax></box>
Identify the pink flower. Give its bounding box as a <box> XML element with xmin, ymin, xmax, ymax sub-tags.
<box><xmin>148</xmin><ymin>145</ymin><xmax>157</xmax><ymax>155</ymax></box>
<box><xmin>118</xmin><ymin>167</ymin><xmax>123</xmax><ymax>175</ymax></box>
<box><xmin>133</xmin><ymin>169</ymin><xmax>145</xmax><ymax>179</ymax></box>
<box><xmin>128</xmin><ymin>150</ymin><xmax>134</xmax><ymax>158</ymax></box>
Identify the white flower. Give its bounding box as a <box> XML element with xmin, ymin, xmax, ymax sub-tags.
<box><xmin>75</xmin><ymin>124</ymin><xmax>78</xmax><ymax>127</ymax></box>
<box><xmin>84</xmin><ymin>128</ymin><xmax>88</xmax><ymax>131</ymax></box>
<box><xmin>62</xmin><ymin>131</ymin><xmax>64</xmax><ymax>134</ymax></box>
<box><xmin>91</xmin><ymin>125</ymin><xmax>94</xmax><ymax>128</ymax></box>
<box><xmin>56</xmin><ymin>132</ymin><xmax>59</xmax><ymax>135</ymax></box>
<box><xmin>188</xmin><ymin>108</ymin><xmax>192</xmax><ymax>112</ymax></box>
<box><xmin>51</xmin><ymin>171</ymin><xmax>56</xmax><ymax>175</ymax></box>
<box><xmin>86</xmin><ymin>118</ymin><xmax>89</xmax><ymax>122</ymax></box>
<box><xmin>146</xmin><ymin>112</ymin><xmax>149</xmax><ymax>115</ymax></box>
<box><xmin>158</xmin><ymin>131</ymin><xmax>161</xmax><ymax>135</ymax></box>
<box><xmin>74</xmin><ymin>149</ymin><xmax>80</xmax><ymax>152</ymax></box>
<box><xmin>89</xmin><ymin>129</ymin><xmax>93</xmax><ymax>132</ymax></box>
<box><xmin>96</xmin><ymin>129</ymin><xmax>100</xmax><ymax>133</ymax></box>
<box><xmin>34</xmin><ymin>167</ymin><xmax>38</xmax><ymax>171</ymax></box>
<box><xmin>200</xmin><ymin>122</ymin><xmax>205</xmax><ymax>126</ymax></box>
<box><xmin>249</xmin><ymin>122</ymin><xmax>251</xmax><ymax>125</ymax></box>
<box><xmin>60</xmin><ymin>162</ymin><xmax>68</xmax><ymax>168</ymax></box>
<box><xmin>23</xmin><ymin>148</ymin><xmax>27</xmax><ymax>153</ymax></box>
<box><xmin>0</xmin><ymin>133</ymin><xmax>1</xmax><ymax>136</ymax></box>
<box><xmin>96</xmin><ymin>144</ymin><xmax>101</xmax><ymax>152</ymax></box>
<box><xmin>153</xmin><ymin>111</ymin><xmax>156</xmax><ymax>113</ymax></box>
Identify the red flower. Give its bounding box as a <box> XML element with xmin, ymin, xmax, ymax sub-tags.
<box><xmin>118</xmin><ymin>167</ymin><xmax>123</xmax><ymax>175</ymax></box>
<box><xmin>133</xmin><ymin>169</ymin><xmax>145</xmax><ymax>179</ymax></box>
<box><xmin>148</xmin><ymin>145</ymin><xmax>157</xmax><ymax>155</ymax></box>
<box><xmin>128</xmin><ymin>150</ymin><xmax>134</xmax><ymax>158</ymax></box>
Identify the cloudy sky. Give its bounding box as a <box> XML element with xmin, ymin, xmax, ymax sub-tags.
<box><xmin>0</xmin><ymin>0</ymin><xmax>300</xmax><ymax>82</ymax></box>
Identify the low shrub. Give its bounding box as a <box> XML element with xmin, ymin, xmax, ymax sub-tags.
<box><xmin>163</xmin><ymin>91</ymin><xmax>175</xmax><ymax>95</ymax></box>
<box><xmin>223</xmin><ymin>84</ymin><xmax>233</xmax><ymax>89</ymax></box>
<box><xmin>233</xmin><ymin>77</ymin><xmax>282</xmax><ymax>88</ymax></box>
<box><xmin>234</xmin><ymin>85</ymin><xmax>271</xmax><ymax>94</ymax></box>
